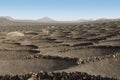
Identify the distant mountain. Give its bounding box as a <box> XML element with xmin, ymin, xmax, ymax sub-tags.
<box><xmin>0</xmin><ymin>16</ymin><xmax>94</xmax><ymax>23</ymax></box>
<box><xmin>0</xmin><ymin>16</ymin><xmax>119</xmax><ymax>24</ymax></box>
<box><xmin>0</xmin><ymin>16</ymin><xmax>57</xmax><ymax>24</ymax></box>
<box><xmin>37</xmin><ymin>17</ymin><xmax>56</xmax><ymax>22</ymax></box>
<box><xmin>0</xmin><ymin>16</ymin><xmax>14</xmax><ymax>26</ymax></box>
<box><xmin>0</xmin><ymin>16</ymin><xmax>14</xmax><ymax>21</ymax></box>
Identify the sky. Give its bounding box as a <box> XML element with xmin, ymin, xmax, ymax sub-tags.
<box><xmin>0</xmin><ymin>0</ymin><xmax>120</xmax><ymax>21</ymax></box>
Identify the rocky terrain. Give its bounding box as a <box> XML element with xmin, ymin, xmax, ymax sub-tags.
<box><xmin>0</xmin><ymin>17</ymin><xmax>120</xmax><ymax>80</ymax></box>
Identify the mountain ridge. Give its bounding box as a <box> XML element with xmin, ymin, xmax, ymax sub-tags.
<box><xmin>0</xmin><ymin>16</ymin><xmax>118</xmax><ymax>23</ymax></box>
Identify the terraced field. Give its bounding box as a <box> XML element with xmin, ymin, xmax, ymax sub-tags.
<box><xmin>0</xmin><ymin>20</ymin><xmax>120</xmax><ymax>80</ymax></box>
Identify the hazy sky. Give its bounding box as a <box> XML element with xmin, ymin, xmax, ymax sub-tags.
<box><xmin>0</xmin><ymin>0</ymin><xmax>120</xmax><ymax>21</ymax></box>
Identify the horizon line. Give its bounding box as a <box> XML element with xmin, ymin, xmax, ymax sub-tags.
<box><xmin>0</xmin><ymin>16</ymin><xmax>120</xmax><ymax>21</ymax></box>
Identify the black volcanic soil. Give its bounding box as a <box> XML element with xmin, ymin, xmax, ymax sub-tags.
<box><xmin>0</xmin><ymin>20</ymin><xmax>120</xmax><ymax>79</ymax></box>
<box><xmin>58</xmin><ymin>56</ymin><xmax>120</xmax><ymax>78</ymax></box>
